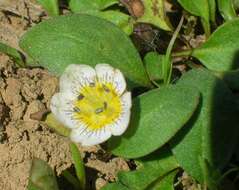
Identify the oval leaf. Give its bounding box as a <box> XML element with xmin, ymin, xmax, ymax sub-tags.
<box><xmin>28</xmin><ymin>158</ymin><xmax>59</xmax><ymax>190</ymax></box>
<box><xmin>102</xmin><ymin>182</ymin><xmax>128</xmax><ymax>190</ymax></box>
<box><xmin>108</xmin><ymin>85</ymin><xmax>200</xmax><ymax>158</ymax></box>
<box><xmin>234</xmin><ymin>0</ymin><xmax>239</xmax><ymax>8</ymax></box>
<box><xmin>19</xmin><ymin>14</ymin><xmax>150</xmax><ymax>88</ymax></box>
<box><xmin>117</xmin><ymin>147</ymin><xmax>178</xmax><ymax>190</ymax></box>
<box><xmin>0</xmin><ymin>42</ymin><xmax>25</xmax><ymax>67</ymax></box>
<box><xmin>69</xmin><ymin>0</ymin><xmax>118</xmax><ymax>12</ymax></box>
<box><xmin>143</xmin><ymin>52</ymin><xmax>164</xmax><ymax>81</ymax></box>
<box><xmin>178</xmin><ymin>0</ymin><xmax>211</xmax><ymax>35</ymax></box>
<box><xmin>170</xmin><ymin>69</ymin><xmax>239</xmax><ymax>186</ymax></box>
<box><xmin>137</xmin><ymin>0</ymin><xmax>172</xmax><ymax>31</ymax></box>
<box><xmin>68</xmin><ymin>0</ymin><xmax>132</xmax><ymax>34</ymax></box>
<box><xmin>214</xmin><ymin>70</ymin><xmax>239</xmax><ymax>90</ymax></box>
<box><xmin>217</xmin><ymin>0</ymin><xmax>237</xmax><ymax>21</ymax></box>
<box><xmin>103</xmin><ymin>147</ymin><xmax>178</xmax><ymax>190</ymax></box>
<box><xmin>81</xmin><ymin>10</ymin><xmax>134</xmax><ymax>35</ymax></box>
<box><xmin>192</xmin><ymin>19</ymin><xmax>239</xmax><ymax>71</ymax></box>
<box><xmin>36</xmin><ymin>0</ymin><xmax>59</xmax><ymax>16</ymax></box>
<box><xmin>148</xmin><ymin>170</ymin><xmax>178</xmax><ymax>190</ymax></box>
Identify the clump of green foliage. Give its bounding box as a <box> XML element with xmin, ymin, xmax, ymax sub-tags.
<box><xmin>1</xmin><ymin>0</ymin><xmax>239</xmax><ymax>189</ymax></box>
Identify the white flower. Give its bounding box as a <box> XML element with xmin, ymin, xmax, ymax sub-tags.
<box><xmin>50</xmin><ymin>64</ymin><xmax>132</xmax><ymax>146</ymax></box>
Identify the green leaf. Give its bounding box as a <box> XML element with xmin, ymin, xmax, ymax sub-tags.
<box><xmin>102</xmin><ymin>182</ymin><xmax>129</xmax><ymax>190</ymax></box>
<box><xmin>0</xmin><ymin>42</ymin><xmax>25</xmax><ymax>67</ymax></box>
<box><xmin>70</xmin><ymin>143</ymin><xmax>85</xmax><ymax>189</ymax></box>
<box><xmin>118</xmin><ymin>147</ymin><xmax>178</xmax><ymax>190</ymax></box>
<box><xmin>171</xmin><ymin>69</ymin><xmax>239</xmax><ymax>187</ymax></box>
<box><xmin>234</xmin><ymin>0</ymin><xmax>239</xmax><ymax>8</ymax></box>
<box><xmin>27</xmin><ymin>158</ymin><xmax>59</xmax><ymax>190</ymax></box>
<box><xmin>108</xmin><ymin>85</ymin><xmax>200</xmax><ymax>158</ymax></box>
<box><xmin>69</xmin><ymin>0</ymin><xmax>118</xmax><ymax>12</ymax></box>
<box><xmin>143</xmin><ymin>52</ymin><xmax>164</xmax><ymax>81</ymax></box>
<box><xmin>94</xmin><ymin>11</ymin><xmax>133</xmax><ymax>35</ymax></box>
<box><xmin>147</xmin><ymin>170</ymin><xmax>178</xmax><ymax>190</ymax></box>
<box><xmin>214</xmin><ymin>70</ymin><xmax>239</xmax><ymax>90</ymax></box>
<box><xmin>36</xmin><ymin>0</ymin><xmax>59</xmax><ymax>16</ymax></box>
<box><xmin>69</xmin><ymin>0</ymin><xmax>99</xmax><ymax>12</ymax></box>
<box><xmin>200</xmin><ymin>159</ymin><xmax>221</xmax><ymax>190</ymax></box>
<box><xmin>192</xmin><ymin>19</ymin><xmax>239</xmax><ymax>71</ymax></box>
<box><xmin>61</xmin><ymin>170</ymin><xmax>82</xmax><ymax>190</ymax></box>
<box><xmin>137</xmin><ymin>0</ymin><xmax>172</xmax><ymax>31</ymax></box>
<box><xmin>77</xmin><ymin>10</ymin><xmax>134</xmax><ymax>35</ymax></box>
<box><xmin>178</xmin><ymin>0</ymin><xmax>211</xmax><ymax>36</ymax></box>
<box><xmin>217</xmin><ymin>0</ymin><xmax>237</xmax><ymax>21</ymax></box>
<box><xmin>19</xmin><ymin>14</ymin><xmax>150</xmax><ymax>88</ymax></box>
<box><xmin>69</xmin><ymin>0</ymin><xmax>133</xmax><ymax>34</ymax></box>
<box><xmin>103</xmin><ymin>147</ymin><xmax>178</xmax><ymax>190</ymax></box>
<box><xmin>96</xmin><ymin>0</ymin><xmax>118</xmax><ymax>9</ymax></box>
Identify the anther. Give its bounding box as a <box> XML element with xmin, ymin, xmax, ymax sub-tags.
<box><xmin>95</xmin><ymin>107</ymin><xmax>104</xmax><ymax>114</ymax></box>
<box><xmin>103</xmin><ymin>102</ymin><xmax>107</xmax><ymax>109</ymax></box>
<box><xmin>73</xmin><ymin>107</ymin><xmax>81</xmax><ymax>113</ymax></box>
<box><xmin>89</xmin><ymin>82</ymin><xmax>95</xmax><ymax>87</ymax></box>
<box><xmin>77</xmin><ymin>94</ymin><xmax>84</xmax><ymax>100</ymax></box>
<box><xmin>102</xmin><ymin>84</ymin><xmax>110</xmax><ymax>92</ymax></box>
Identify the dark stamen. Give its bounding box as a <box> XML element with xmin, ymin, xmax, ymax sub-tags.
<box><xmin>103</xmin><ymin>102</ymin><xmax>107</xmax><ymax>109</ymax></box>
<box><xmin>89</xmin><ymin>82</ymin><xmax>95</xmax><ymax>87</ymax></box>
<box><xmin>102</xmin><ymin>84</ymin><xmax>110</xmax><ymax>92</ymax></box>
<box><xmin>95</xmin><ymin>107</ymin><xmax>104</xmax><ymax>114</ymax></box>
<box><xmin>73</xmin><ymin>107</ymin><xmax>81</xmax><ymax>113</ymax></box>
<box><xmin>77</xmin><ymin>94</ymin><xmax>84</xmax><ymax>100</ymax></box>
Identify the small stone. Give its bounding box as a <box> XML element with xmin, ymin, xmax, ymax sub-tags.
<box><xmin>23</xmin><ymin>100</ymin><xmax>46</xmax><ymax>121</ymax></box>
<box><xmin>10</xmin><ymin>102</ymin><xmax>27</xmax><ymax>121</ymax></box>
<box><xmin>21</xmin><ymin>79</ymin><xmax>40</xmax><ymax>102</ymax></box>
<box><xmin>0</xmin><ymin>77</ymin><xmax>5</xmax><ymax>89</ymax></box>
<box><xmin>95</xmin><ymin>178</ymin><xmax>107</xmax><ymax>190</ymax></box>
<box><xmin>1</xmin><ymin>78</ymin><xmax>22</xmax><ymax>106</ymax></box>
<box><xmin>40</xmin><ymin>76</ymin><xmax>58</xmax><ymax>107</ymax></box>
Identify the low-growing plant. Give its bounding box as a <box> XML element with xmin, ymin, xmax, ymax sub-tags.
<box><xmin>1</xmin><ymin>0</ymin><xmax>239</xmax><ymax>189</ymax></box>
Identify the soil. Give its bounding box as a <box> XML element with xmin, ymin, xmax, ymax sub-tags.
<box><xmin>0</xmin><ymin>1</ymin><xmax>129</xmax><ymax>189</ymax></box>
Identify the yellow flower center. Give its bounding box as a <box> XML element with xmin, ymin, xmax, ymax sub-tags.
<box><xmin>73</xmin><ymin>82</ymin><xmax>122</xmax><ymax>130</ymax></box>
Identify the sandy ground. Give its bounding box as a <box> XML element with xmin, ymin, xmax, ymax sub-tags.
<box><xmin>0</xmin><ymin>1</ymin><xmax>129</xmax><ymax>189</ymax></box>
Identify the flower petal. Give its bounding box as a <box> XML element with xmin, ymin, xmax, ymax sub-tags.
<box><xmin>110</xmin><ymin>92</ymin><xmax>132</xmax><ymax>135</ymax></box>
<box><xmin>70</xmin><ymin>127</ymin><xmax>112</xmax><ymax>146</ymax></box>
<box><xmin>60</xmin><ymin>64</ymin><xmax>96</xmax><ymax>94</ymax></box>
<box><xmin>110</xmin><ymin>110</ymin><xmax>131</xmax><ymax>136</ymax></box>
<box><xmin>120</xmin><ymin>91</ymin><xmax>132</xmax><ymax>111</ymax></box>
<box><xmin>95</xmin><ymin>64</ymin><xmax>126</xmax><ymax>95</ymax></box>
<box><xmin>113</xmin><ymin>69</ymin><xmax>127</xmax><ymax>95</ymax></box>
<box><xmin>50</xmin><ymin>92</ymin><xmax>78</xmax><ymax>129</ymax></box>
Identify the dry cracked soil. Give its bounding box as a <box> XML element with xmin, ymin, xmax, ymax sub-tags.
<box><xmin>0</xmin><ymin>1</ymin><xmax>129</xmax><ymax>189</ymax></box>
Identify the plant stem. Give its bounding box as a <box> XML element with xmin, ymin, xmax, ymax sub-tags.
<box><xmin>163</xmin><ymin>15</ymin><xmax>185</xmax><ymax>84</ymax></box>
<box><xmin>201</xmin><ymin>18</ymin><xmax>211</xmax><ymax>38</ymax></box>
<box><xmin>62</xmin><ymin>170</ymin><xmax>82</xmax><ymax>190</ymax></box>
<box><xmin>70</xmin><ymin>143</ymin><xmax>86</xmax><ymax>190</ymax></box>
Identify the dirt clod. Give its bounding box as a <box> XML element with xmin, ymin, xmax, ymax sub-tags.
<box><xmin>0</xmin><ymin>121</ymin><xmax>72</xmax><ymax>190</ymax></box>
<box><xmin>23</xmin><ymin>100</ymin><xmax>46</xmax><ymax>121</ymax></box>
<box><xmin>86</xmin><ymin>157</ymin><xmax>130</xmax><ymax>182</ymax></box>
<box><xmin>96</xmin><ymin>178</ymin><xmax>108</xmax><ymax>190</ymax></box>
<box><xmin>0</xmin><ymin>53</ymin><xmax>74</xmax><ymax>190</ymax></box>
<box><xmin>0</xmin><ymin>1</ymin><xmax>131</xmax><ymax>189</ymax></box>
